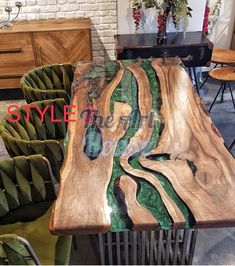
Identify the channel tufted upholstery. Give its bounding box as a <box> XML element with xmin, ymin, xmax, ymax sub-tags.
<box><xmin>0</xmin><ymin>98</ymin><xmax>67</xmax><ymax>180</ymax></box>
<box><xmin>0</xmin><ymin>155</ymin><xmax>72</xmax><ymax>265</ymax></box>
<box><xmin>21</xmin><ymin>64</ymin><xmax>75</xmax><ymax>104</ymax></box>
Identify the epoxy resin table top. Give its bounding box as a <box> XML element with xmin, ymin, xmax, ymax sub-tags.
<box><xmin>50</xmin><ymin>58</ymin><xmax>235</xmax><ymax>235</ymax></box>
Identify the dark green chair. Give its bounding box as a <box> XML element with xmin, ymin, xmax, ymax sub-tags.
<box><xmin>0</xmin><ymin>99</ymin><xmax>67</xmax><ymax>180</ymax></box>
<box><xmin>20</xmin><ymin>64</ymin><xmax>75</xmax><ymax>104</ymax></box>
<box><xmin>0</xmin><ymin>155</ymin><xmax>72</xmax><ymax>265</ymax></box>
<box><xmin>0</xmin><ymin>234</ymin><xmax>40</xmax><ymax>265</ymax></box>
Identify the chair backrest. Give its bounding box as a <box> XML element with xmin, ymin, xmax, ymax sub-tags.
<box><xmin>0</xmin><ymin>234</ymin><xmax>40</xmax><ymax>265</ymax></box>
<box><xmin>0</xmin><ymin>99</ymin><xmax>67</xmax><ymax>179</ymax></box>
<box><xmin>1</xmin><ymin>98</ymin><xmax>67</xmax><ymax>141</ymax></box>
<box><xmin>0</xmin><ymin>155</ymin><xmax>56</xmax><ymax>225</ymax></box>
<box><xmin>21</xmin><ymin>64</ymin><xmax>75</xmax><ymax>104</ymax></box>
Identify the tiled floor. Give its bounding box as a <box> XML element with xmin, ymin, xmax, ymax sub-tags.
<box><xmin>0</xmin><ymin>78</ymin><xmax>234</xmax><ymax>265</ymax></box>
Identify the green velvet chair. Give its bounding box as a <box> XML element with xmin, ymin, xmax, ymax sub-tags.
<box><xmin>20</xmin><ymin>64</ymin><xmax>75</xmax><ymax>104</ymax></box>
<box><xmin>0</xmin><ymin>155</ymin><xmax>72</xmax><ymax>265</ymax></box>
<box><xmin>0</xmin><ymin>99</ymin><xmax>67</xmax><ymax>180</ymax></box>
<box><xmin>0</xmin><ymin>234</ymin><xmax>41</xmax><ymax>265</ymax></box>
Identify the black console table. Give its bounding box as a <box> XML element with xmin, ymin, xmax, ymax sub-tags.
<box><xmin>115</xmin><ymin>31</ymin><xmax>213</xmax><ymax>68</ymax></box>
<box><xmin>115</xmin><ymin>31</ymin><xmax>214</xmax><ymax>95</ymax></box>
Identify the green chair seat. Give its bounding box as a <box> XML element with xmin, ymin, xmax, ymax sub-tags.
<box><xmin>0</xmin><ymin>207</ymin><xmax>72</xmax><ymax>265</ymax></box>
<box><xmin>0</xmin><ymin>155</ymin><xmax>72</xmax><ymax>265</ymax></box>
<box><xmin>21</xmin><ymin>64</ymin><xmax>75</xmax><ymax>104</ymax></box>
<box><xmin>0</xmin><ymin>99</ymin><xmax>67</xmax><ymax>180</ymax></box>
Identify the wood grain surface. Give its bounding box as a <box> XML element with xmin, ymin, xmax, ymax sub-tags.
<box><xmin>119</xmin><ymin>62</ymin><xmax>185</xmax><ymax>227</ymax></box>
<box><xmin>50</xmin><ymin>62</ymin><xmax>132</xmax><ymax>235</ymax></box>
<box><xmin>0</xmin><ymin>18</ymin><xmax>91</xmax><ymax>34</ymax></box>
<box><xmin>119</xmin><ymin>175</ymin><xmax>159</xmax><ymax>231</ymax></box>
<box><xmin>50</xmin><ymin>58</ymin><xmax>235</xmax><ymax>235</ymax></box>
<box><xmin>211</xmin><ymin>49</ymin><xmax>235</xmax><ymax>64</ymax></box>
<box><xmin>141</xmin><ymin>58</ymin><xmax>235</xmax><ymax>228</ymax></box>
<box><xmin>209</xmin><ymin>66</ymin><xmax>235</xmax><ymax>81</ymax></box>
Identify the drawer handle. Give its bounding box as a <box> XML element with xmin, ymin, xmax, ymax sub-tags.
<box><xmin>181</xmin><ymin>55</ymin><xmax>193</xmax><ymax>62</ymax></box>
<box><xmin>0</xmin><ymin>73</ymin><xmax>23</xmax><ymax>79</ymax></box>
<box><xmin>0</xmin><ymin>48</ymin><xmax>22</xmax><ymax>54</ymax></box>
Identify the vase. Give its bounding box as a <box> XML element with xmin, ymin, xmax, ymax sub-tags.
<box><xmin>157</xmin><ymin>10</ymin><xmax>169</xmax><ymax>45</ymax></box>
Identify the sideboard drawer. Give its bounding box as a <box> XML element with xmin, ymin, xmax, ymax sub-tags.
<box><xmin>0</xmin><ymin>33</ymin><xmax>36</xmax><ymax>75</ymax></box>
<box><xmin>0</xmin><ymin>77</ymin><xmax>21</xmax><ymax>89</ymax></box>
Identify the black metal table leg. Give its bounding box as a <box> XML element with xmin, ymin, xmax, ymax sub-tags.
<box><xmin>220</xmin><ymin>83</ymin><xmax>226</xmax><ymax>103</ymax></box>
<box><xmin>188</xmin><ymin>67</ymin><xmax>193</xmax><ymax>80</ymax></box>
<box><xmin>192</xmin><ymin>67</ymin><xmax>200</xmax><ymax>96</ymax></box>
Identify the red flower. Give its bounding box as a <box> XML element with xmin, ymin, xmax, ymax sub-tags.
<box><xmin>203</xmin><ymin>5</ymin><xmax>210</xmax><ymax>34</ymax></box>
<box><xmin>133</xmin><ymin>8</ymin><xmax>142</xmax><ymax>32</ymax></box>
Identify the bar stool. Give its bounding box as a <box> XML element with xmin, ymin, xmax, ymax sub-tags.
<box><xmin>208</xmin><ymin>66</ymin><xmax>235</xmax><ymax>112</ymax></box>
<box><xmin>211</xmin><ymin>49</ymin><xmax>235</xmax><ymax>65</ymax></box>
<box><xmin>200</xmin><ymin>49</ymin><xmax>235</xmax><ymax>90</ymax></box>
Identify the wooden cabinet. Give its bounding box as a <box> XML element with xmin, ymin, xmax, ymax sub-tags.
<box><xmin>0</xmin><ymin>18</ymin><xmax>92</xmax><ymax>90</ymax></box>
<box><xmin>0</xmin><ymin>33</ymin><xmax>36</xmax><ymax>89</ymax></box>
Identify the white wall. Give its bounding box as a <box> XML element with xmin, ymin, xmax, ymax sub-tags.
<box><xmin>209</xmin><ymin>0</ymin><xmax>235</xmax><ymax>48</ymax></box>
<box><xmin>0</xmin><ymin>0</ymin><xmax>118</xmax><ymax>60</ymax></box>
<box><xmin>118</xmin><ymin>0</ymin><xmax>207</xmax><ymax>34</ymax></box>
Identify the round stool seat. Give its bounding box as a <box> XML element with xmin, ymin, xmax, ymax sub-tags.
<box><xmin>211</xmin><ymin>49</ymin><xmax>235</xmax><ymax>64</ymax></box>
<box><xmin>209</xmin><ymin>66</ymin><xmax>235</xmax><ymax>81</ymax></box>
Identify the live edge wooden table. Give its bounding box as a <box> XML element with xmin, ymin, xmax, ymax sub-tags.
<box><xmin>50</xmin><ymin>57</ymin><xmax>235</xmax><ymax>265</ymax></box>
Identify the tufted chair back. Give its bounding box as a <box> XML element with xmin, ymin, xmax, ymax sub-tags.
<box><xmin>0</xmin><ymin>155</ymin><xmax>55</xmax><ymax>225</ymax></box>
<box><xmin>0</xmin><ymin>99</ymin><xmax>67</xmax><ymax>180</ymax></box>
<box><xmin>21</xmin><ymin>64</ymin><xmax>75</xmax><ymax>104</ymax></box>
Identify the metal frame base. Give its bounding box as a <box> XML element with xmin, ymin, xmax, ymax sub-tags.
<box><xmin>98</xmin><ymin>229</ymin><xmax>198</xmax><ymax>265</ymax></box>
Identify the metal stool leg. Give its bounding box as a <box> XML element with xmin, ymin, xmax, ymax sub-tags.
<box><xmin>199</xmin><ymin>74</ymin><xmax>209</xmax><ymax>90</ymax></box>
<box><xmin>209</xmin><ymin>82</ymin><xmax>225</xmax><ymax>112</ymax></box>
<box><xmin>199</xmin><ymin>63</ymin><xmax>219</xmax><ymax>90</ymax></box>
<box><xmin>219</xmin><ymin>83</ymin><xmax>226</xmax><ymax>103</ymax></box>
<box><xmin>228</xmin><ymin>82</ymin><xmax>235</xmax><ymax>110</ymax></box>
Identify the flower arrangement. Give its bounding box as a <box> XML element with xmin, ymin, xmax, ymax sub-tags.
<box><xmin>202</xmin><ymin>0</ymin><xmax>222</xmax><ymax>36</ymax></box>
<box><xmin>131</xmin><ymin>0</ymin><xmax>193</xmax><ymax>34</ymax></box>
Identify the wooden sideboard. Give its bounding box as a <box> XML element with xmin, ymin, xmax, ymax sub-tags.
<box><xmin>0</xmin><ymin>18</ymin><xmax>92</xmax><ymax>90</ymax></box>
